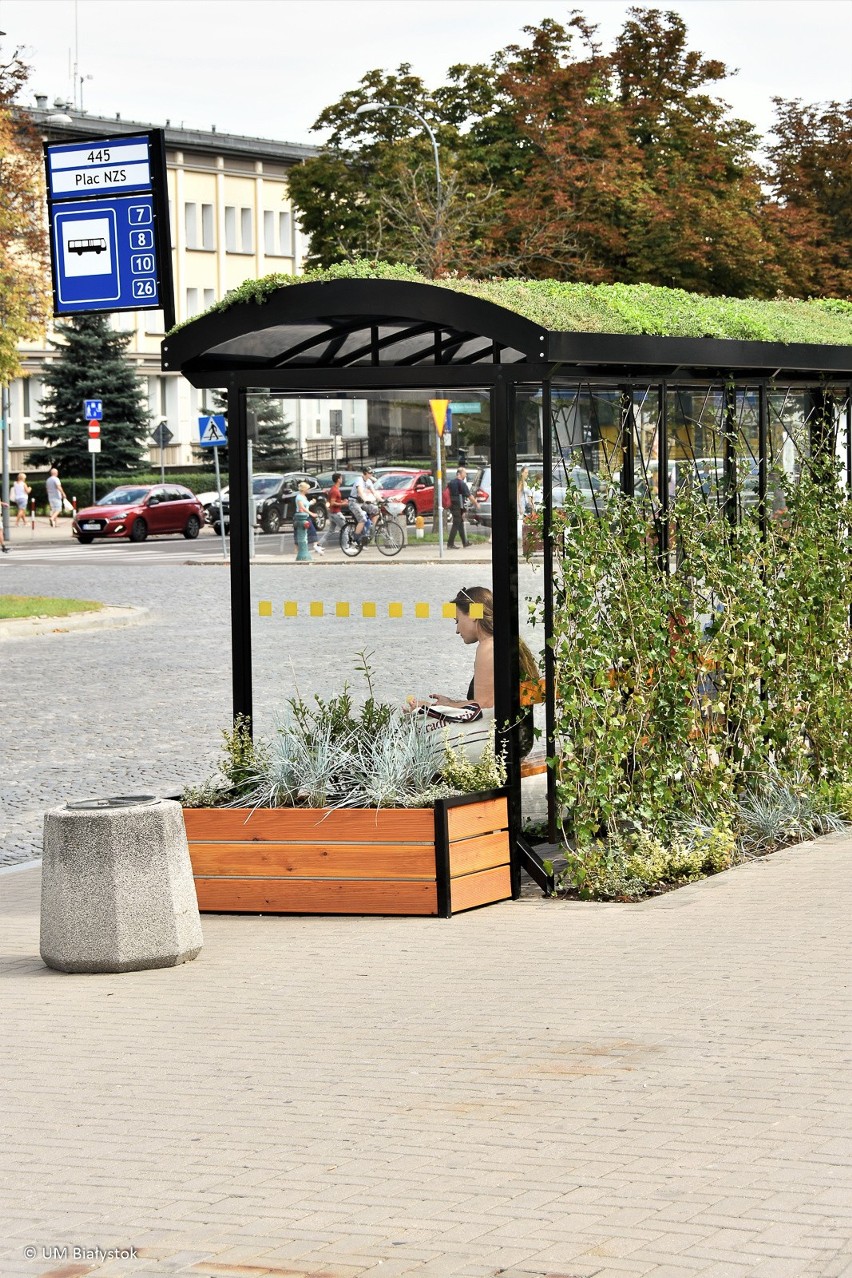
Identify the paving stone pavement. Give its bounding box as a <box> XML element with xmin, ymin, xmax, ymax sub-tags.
<box><xmin>2</xmin><ymin>831</ymin><xmax>851</xmax><ymax>1278</ymax></box>
<box><xmin>1</xmin><ymin>554</ymin><xmax>524</xmax><ymax>866</ymax></box>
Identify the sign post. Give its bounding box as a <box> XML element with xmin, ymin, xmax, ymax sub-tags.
<box><xmin>85</xmin><ymin>399</ymin><xmax>103</xmax><ymax>502</ymax></box>
<box><xmin>151</xmin><ymin>419</ymin><xmax>174</xmax><ymax>483</ymax></box>
<box><xmin>429</xmin><ymin>399</ymin><xmax>449</xmax><ymax>560</ymax></box>
<box><xmin>198</xmin><ymin>414</ymin><xmax>228</xmax><ymax>558</ymax></box>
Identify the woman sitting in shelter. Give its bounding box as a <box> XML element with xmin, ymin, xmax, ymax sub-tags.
<box><xmin>410</xmin><ymin>586</ymin><xmax>539</xmax><ymax>761</ymax></box>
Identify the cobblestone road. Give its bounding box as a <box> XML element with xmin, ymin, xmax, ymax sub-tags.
<box><xmin>2</xmin><ymin>554</ymin><xmax>543</xmax><ymax>865</ymax></box>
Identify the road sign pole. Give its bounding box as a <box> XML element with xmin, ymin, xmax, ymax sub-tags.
<box><xmin>92</xmin><ymin>450</ymin><xmax>96</xmax><ymax>504</ymax></box>
<box><xmin>213</xmin><ymin>442</ymin><xmax>226</xmax><ymax>559</ymax></box>
<box><xmin>161</xmin><ymin>442</ymin><xmax>165</xmax><ymax>485</ymax></box>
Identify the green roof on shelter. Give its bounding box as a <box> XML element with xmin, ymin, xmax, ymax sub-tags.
<box><xmin>173</xmin><ymin>259</ymin><xmax>852</xmax><ymax>348</ymax></box>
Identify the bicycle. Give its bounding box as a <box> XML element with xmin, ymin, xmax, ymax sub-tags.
<box><xmin>340</xmin><ymin>502</ymin><xmax>405</xmax><ymax>557</ymax></box>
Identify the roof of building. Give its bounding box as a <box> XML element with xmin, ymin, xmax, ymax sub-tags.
<box><xmin>29</xmin><ymin>104</ymin><xmax>317</xmax><ymax>164</ymax></box>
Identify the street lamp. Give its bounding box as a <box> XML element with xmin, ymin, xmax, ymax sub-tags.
<box><xmin>355</xmin><ymin>100</ymin><xmax>447</xmax><ymax>557</ymax></box>
<box><xmin>354</xmin><ymin>101</ymin><xmax>443</xmax><ymax>214</ymax></box>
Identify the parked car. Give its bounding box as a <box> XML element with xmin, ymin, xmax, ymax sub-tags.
<box><xmin>374</xmin><ymin>469</ymin><xmax>436</xmax><ymax>524</ymax></box>
<box><xmin>208</xmin><ymin>473</ymin><xmax>297</xmax><ymax>534</ymax></box>
<box><xmin>254</xmin><ymin>473</ymin><xmax>329</xmax><ymax>534</ymax></box>
<box><xmin>196</xmin><ymin>486</ymin><xmax>228</xmax><ymax>521</ymax></box>
<box><xmin>72</xmin><ymin>484</ymin><xmax>205</xmax><ymax>544</ymax></box>
<box><xmin>470</xmin><ymin>462</ymin><xmax>605</xmax><ymax>526</ymax></box>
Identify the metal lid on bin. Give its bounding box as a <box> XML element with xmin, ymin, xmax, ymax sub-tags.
<box><xmin>66</xmin><ymin>795</ymin><xmax>159</xmax><ymax>810</ymax></box>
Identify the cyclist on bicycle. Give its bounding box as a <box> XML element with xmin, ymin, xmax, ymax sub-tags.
<box><xmin>349</xmin><ymin>466</ymin><xmax>379</xmax><ymax>542</ymax></box>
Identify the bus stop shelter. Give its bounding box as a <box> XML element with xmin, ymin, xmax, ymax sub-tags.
<box><xmin>163</xmin><ymin>276</ymin><xmax>852</xmax><ymax>893</ymax></box>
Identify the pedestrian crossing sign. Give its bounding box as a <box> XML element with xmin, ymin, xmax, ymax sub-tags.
<box><xmin>198</xmin><ymin>414</ymin><xmax>227</xmax><ymax>447</ymax></box>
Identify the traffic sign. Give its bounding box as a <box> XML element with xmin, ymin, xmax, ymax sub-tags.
<box><xmin>449</xmin><ymin>402</ymin><xmax>482</xmax><ymax>414</ymax></box>
<box><xmin>151</xmin><ymin>422</ymin><xmax>173</xmax><ymax>448</ymax></box>
<box><xmin>46</xmin><ymin>136</ymin><xmax>153</xmax><ymax>200</ymax></box>
<box><xmin>84</xmin><ymin>399</ymin><xmax>103</xmax><ymax>420</ymax></box>
<box><xmin>198</xmin><ymin>414</ymin><xmax>227</xmax><ymax>447</ymax></box>
<box><xmin>88</xmin><ymin>422</ymin><xmax>100</xmax><ymax>439</ymax></box>
<box><xmin>44</xmin><ymin>130</ymin><xmax>175</xmax><ymax>330</ymax></box>
<box><xmin>429</xmin><ymin>399</ymin><xmax>449</xmax><ymax>437</ymax></box>
<box><xmin>52</xmin><ymin>194</ymin><xmax>161</xmax><ymax>314</ymax></box>
<box><xmin>88</xmin><ymin>438</ymin><xmax>101</xmax><ymax>453</ymax></box>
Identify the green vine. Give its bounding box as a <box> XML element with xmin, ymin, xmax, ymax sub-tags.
<box><xmin>548</xmin><ymin>451</ymin><xmax>852</xmax><ymax>849</ymax></box>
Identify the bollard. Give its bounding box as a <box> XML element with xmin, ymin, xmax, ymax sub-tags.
<box><xmin>293</xmin><ymin>511</ymin><xmax>312</xmax><ymax>563</ymax></box>
<box><xmin>415</xmin><ymin>515</ymin><xmax>425</xmax><ymax>539</ymax></box>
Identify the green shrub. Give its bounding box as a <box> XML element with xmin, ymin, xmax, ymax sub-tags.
<box><xmin>559</xmin><ymin>821</ymin><xmax>737</xmax><ymax>901</ymax></box>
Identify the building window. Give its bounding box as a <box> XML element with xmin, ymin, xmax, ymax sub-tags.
<box><xmin>203</xmin><ymin>288</ymin><xmax>215</xmax><ymax>311</ymax></box>
<box><xmin>201</xmin><ymin>203</ymin><xmax>215</xmax><ymax>249</ymax></box>
<box><xmin>224</xmin><ymin>206</ymin><xmax>237</xmax><ymax>252</ymax></box>
<box><xmin>186</xmin><ymin>287</ymin><xmax>199</xmax><ymax>317</ymax></box>
<box><xmin>240</xmin><ymin>207</ymin><xmax>253</xmax><ymax>253</ymax></box>
<box><xmin>262</xmin><ymin>209</ymin><xmax>292</xmax><ymax>256</ymax></box>
<box><xmin>185</xmin><ymin>202</ymin><xmax>199</xmax><ymax>249</ymax></box>
<box><xmin>279</xmin><ymin>211</ymin><xmax>292</xmax><ymax>255</ymax></box>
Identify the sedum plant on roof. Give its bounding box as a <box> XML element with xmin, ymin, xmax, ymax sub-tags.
<box><xmin>170</xmin><ymin>259</ymin><xmax>852</xmax><ymax>346</ymax></box>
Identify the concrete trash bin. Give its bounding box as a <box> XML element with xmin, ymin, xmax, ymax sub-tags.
<box><xmin>40</xmin><ymin>796</ymin><xmax>203</xmax><ymax>974</ymax></box>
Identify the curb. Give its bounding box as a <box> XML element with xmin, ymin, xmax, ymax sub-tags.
<box><xmin>0</xmin><ymin>605</ymin><xmax>149</xmax><ymax>641</ymax></box>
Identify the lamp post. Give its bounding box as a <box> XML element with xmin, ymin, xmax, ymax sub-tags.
<box><xmin>354</xmin><ymin>101</ymin><xmax>443</xmax><ymax>232</ymax></box>
<box><xmin>355</xmin><ymin>101</ymin><xmax>446</xmax><ymax>558</ymax></box>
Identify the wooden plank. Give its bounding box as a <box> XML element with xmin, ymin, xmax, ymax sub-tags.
<box><xmin>194</xmin><ymin>877</ymin><xmax>438</xmax><ymax>916</ymax></box>
<box><xmin>448</xmin><ymin>830</ymin><xmax>511</xmax><ymax>878</ymax></box>
<box><xmin>183</xmin><ymin>807</ymin><xmax>434</xmax><ymax>843</ymax></box>
<box><xmin>520</xmin><ymin>754</ymin><xmax>547</xmax><ymax>778</ymax></box>
<box><xmin>450</xmin><ymin>865</ymin><xmax>512</xmax><ymax>914</ymax></box>
<box><xmin>446</xmin><ymin>797</ymin><xmax>508</xmax><ymax>843</ymax></box>
<box><xmin>189</xmin><ymin>841</ymin><xmax>436</xmax><ymax>880</ymax></box>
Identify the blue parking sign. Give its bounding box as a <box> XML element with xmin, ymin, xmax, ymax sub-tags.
<box><xmin>84</xmin><ymin>399</ymin><xmax>103</xmax><ymax>420</ymax></box>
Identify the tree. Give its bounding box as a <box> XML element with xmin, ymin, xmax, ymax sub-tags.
<box><xmin>287</xmin><ymin>65</ymin><xmax>504</xmax><ymax>277</ymax></box>
<box><xmin>288</xmin><ymin>8</ymin><xmax>795</xmax><ymax>297</ymax></box>
<box><xmin>30</xmin><ymin>314</ymin><xmax>150</xmax><ymax>474</ymax></box>
<box><xmin>203</xmin><ymin>390</ymin><xmax>297</xmax><ymax>470</ymax></box>
<box><xmin>765</xmin><ymin>98</ymin><xmax>852</xmax><ymax>297</ymax></box>
<box><xmin>0</xmin><ymin>43</ymin><xmax>50</xmax><ymax>385</ymax></box>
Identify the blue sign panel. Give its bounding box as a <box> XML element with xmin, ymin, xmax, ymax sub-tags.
<box><xmin>46</xmin><ymin>136</ymin><xmax>152</xmax><ymax>200</ymax></box>
<box><xmin>84</xmin><ymin>400</ymin><xmax>103</xmax><ymax>420</ymax></box>
<box><xmin>51</xmin><ymin>194</ymin><xmax>160</xmax><ymax>314</ymax></box>
<box><xmin>198</xmin><ymin>414</ymin><xmax>228</xmax><ymax>447</ymax></box>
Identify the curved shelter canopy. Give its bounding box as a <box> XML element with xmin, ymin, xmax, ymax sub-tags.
<box><xmin>163</xmin><ymin>277</ymin><xmax>852</xmax><ymax>385</ymax></box>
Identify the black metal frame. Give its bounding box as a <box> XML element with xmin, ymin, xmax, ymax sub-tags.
<box><xmin>163</xmin><ymin>279</ymin><xmax>852</xmax><ymax>897</ymax></box>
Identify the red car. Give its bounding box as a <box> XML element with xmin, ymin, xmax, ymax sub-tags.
<box><xmin>72</xmin><ymin>483</ymin><xmax>205</xmax><ymax>544</ymax></box>
<box><xmin>375</xmin><ymin>469</ymin><xmax>436</xmax><ymax>524</ymax></box>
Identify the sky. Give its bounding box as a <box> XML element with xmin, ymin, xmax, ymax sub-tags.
<box><xmin>1</xmin><ymin>0</ymin><xmax>850</xmax><ymax>148</ymax></box>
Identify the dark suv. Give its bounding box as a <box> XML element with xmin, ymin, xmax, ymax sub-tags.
<box><xmin>255</xmin><ymin>472</ymin><xmax>328</xmax><ymax>534</ymax></box>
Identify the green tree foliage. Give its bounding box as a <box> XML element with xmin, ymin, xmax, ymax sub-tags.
<box><xmin>288</xmin><ymin>7</ymin><xmax>846</xmax><ymax>298</ymax></box>
<box><xmin>30</xmin><ymin>314</ymin><xmax>150</xmax><ymax>474</ymax></box>
<box><xmin>0</xmin><ymin>43</ymin><xmax>50</xmax><ymax>384</ymax></box>
<box><xmin>765</xmin><ymin>98</ymin><xmax>852</xmax><ymax>297</ymax></box>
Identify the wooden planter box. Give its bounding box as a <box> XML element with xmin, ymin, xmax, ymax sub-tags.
<box><xmin>182</xmin><ymin>790</ymin><xmax>512</xmax><ymax>917</ymax></box>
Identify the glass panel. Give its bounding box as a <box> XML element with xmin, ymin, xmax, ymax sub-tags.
<box><xmin>667</xmin><ymin>386</ymin><xmax>728</xmax><ymax>514</ymax></box>
<box><xmin>245</xmin><ymin>390</ymin><xmax>498</xmax><ymax>804</ymax></box>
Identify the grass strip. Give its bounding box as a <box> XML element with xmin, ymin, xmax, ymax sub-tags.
<box><xmin>0</xmin><ymin>595</ymin><xmax>105</xmax><ymax>620</ymax></box>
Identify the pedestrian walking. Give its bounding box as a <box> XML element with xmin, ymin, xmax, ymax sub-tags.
<box><xmin>446</xmin><ymin>466</ymin><xmax>477</xmax><ymax>549</ymax></box>
<box><xmin>13</xmin><ymin>474</ymin><xmax>31</xmax><ymax>527</ymax></box>
<box><xmin>317</xmin><ymin>472</ymin><xmax>347</xmax><ymax>550</ymax></box>
<box><xmin>45</xmin><ymin>468</ymin><xmax>66</xmax><ymax>528</ymax></box>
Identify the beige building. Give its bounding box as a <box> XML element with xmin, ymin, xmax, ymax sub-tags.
<box><xmin>9</xmin><ymin>102</ymin><xmax>366</xmax><ymax>472</ymax></box>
